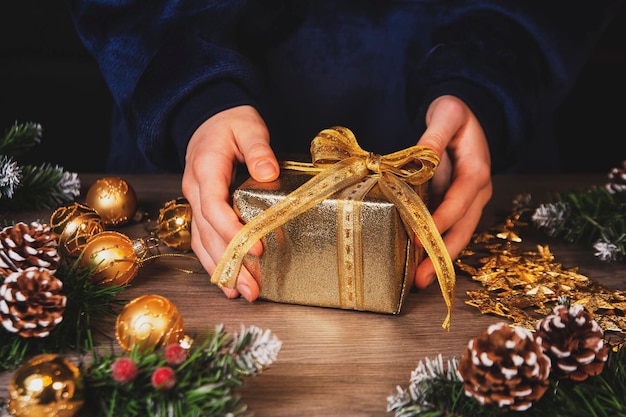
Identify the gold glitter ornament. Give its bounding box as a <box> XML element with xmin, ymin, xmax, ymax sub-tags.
<box><xmin>85</xmin><ymin>177</ymin><xmax>137</xmax><ymax>226</ymax></box>
<box><xmin>49</xmin><ymin>202</ymin><xmax>105</xmax><ymax>258</ymax></box>
<box><xmin>115</xmin><ymin>294</ymin><xmax>185</xmax><ymax>352</ymax></box>
<box><xmin>156</xmin><ymin>197</ymin><xmax>192</xmax><ymax>252</ymax></box>
<box><xmin>8</xmin><ymin>353</ymin><xmax>84</xmax><ymax>417</ymax></box>
<box><xmin>79</xmin><ymin>231</ymin><xmax>138</xmax><ymax>286</ymax></box>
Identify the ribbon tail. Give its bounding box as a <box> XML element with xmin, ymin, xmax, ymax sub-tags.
<box><xmin>212</xmin><ymin>157</ymin><xmax>370</xmax><ymax>289</ymax></box>
<box><xmin>378</xmin><ymin>172</ymin><xmax>455</xmax><ymax>331</ymax></box>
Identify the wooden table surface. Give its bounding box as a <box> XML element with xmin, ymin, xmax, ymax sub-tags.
<box><xmin>2</xmin><ymin>172</ymin><xmax>625</xmax><ymax>417</ymax></box>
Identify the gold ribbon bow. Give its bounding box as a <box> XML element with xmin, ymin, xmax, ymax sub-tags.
<box><xmin>212</xmin><ymin>126</ymin><xmax>455</xmax><ymax>330</ymax></box>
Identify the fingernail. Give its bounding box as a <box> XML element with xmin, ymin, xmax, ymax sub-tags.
<box><xmin>254</xmin><ymin>160</ymin><xmax>276</xmax><ymax>181</ymax></box>
<box><xmin>238</xmin><ymin>283</ymin><xmax>252</xmax><ymax>301</ymax></box>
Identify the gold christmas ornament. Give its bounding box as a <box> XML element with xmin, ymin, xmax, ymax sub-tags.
<box><xmin>79</xmin><ymin>231</ymin><xmax>138</xmax><ymax>286</ymax></box>
<box><xmin>115</xmin><ymin>294</ymin><xmax>185</xmax><ymax>352</ymax></box>
<box><xmin>85</xmin><ymin>177</ymin><xmax>138</xmax><ymax>226</ymax></box>
<box><xmin>50</xmin><ymin>202</ymin><xmax>105</xmax><ymax>258</ymax></box>
<box><xmin>156</xmin><ymin>197</ymin><xmax>192</xmax><ymax>252</ymax></box>
<box><xmin>8</xmin><ymin>353</ymin><xmax>84</xmax><ymax>417</ymax></box>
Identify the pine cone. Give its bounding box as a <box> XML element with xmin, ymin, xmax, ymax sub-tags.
<box><xmin>605</xmin><ymin>160</ymin><xmax>626</xmax><ymax>194</ymax></box>
<box><xmin>0</xmin><ymin>221</ymin><xmax>60</xmax><ymax>278</ymax></box>
<box><xmin>535</xmin><ymin>303</ymin><xmax>608</xmax><ymax>381</ymax></box>
<box><xmin>458</xmin><ymin>322</ymin><xmax>551</xmax><ymax>412</ymax></box>
<box><xmin>0</xmin><ymin>266</ymin><xmax>66</xmax><ymax>338</ymax></box>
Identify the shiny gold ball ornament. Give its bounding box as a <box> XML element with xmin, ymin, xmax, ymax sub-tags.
<box><xmin>156</xmin><ymin>197</ymin><xmax>192</xmax><ymax>252</ymax></box>
<box><xmin>79</xmin><ymin>231</ymin><xmax>138</xmax><ymax>286</ymax></box>
<box><xmin>116</xmin><ymin>294</ymin><xmax>185</xmax><ymax>352</ymax></box>
<box><xmin>49</xmin><ymin>202</ymin><xmax>105</xmax><ymax>258</ymax></box>
<box><xmin>85</xmin><ymin>177</ymin><xmax>137</xmax><ymax>226</ymax></box>
<box><xmin>8</xmin><ymin>353</ymin><xmax>84</xmax><ymax>417</ymax></box>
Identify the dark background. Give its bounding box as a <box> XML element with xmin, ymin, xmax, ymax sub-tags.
<box><xmin>1</xmin><ymin>2</ymin><xmax>625</xmax><ymax>174</ymax></box>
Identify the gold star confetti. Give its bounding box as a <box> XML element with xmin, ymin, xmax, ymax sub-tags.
<box><xmin>457</xmin><ymin>214</ymin><xmax>626</xmax><ymax>345</ymax></box>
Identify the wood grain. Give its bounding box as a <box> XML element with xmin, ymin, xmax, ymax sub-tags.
<box><xmin>2</xmin><ymin>172</ymin><xmax>624</xmax><ymax>417</ymax></box>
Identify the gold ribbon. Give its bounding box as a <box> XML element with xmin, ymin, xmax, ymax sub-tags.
<box><xmin>212</xmin><ymin>126</ymin><xmax>455</xmax><ymax>330</ymax></box>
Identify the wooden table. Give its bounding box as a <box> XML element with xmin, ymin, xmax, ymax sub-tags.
<box><xmin>2</xmin><ymin>173</ymin><xmax>625</xmax><ymax>417</ymax></box>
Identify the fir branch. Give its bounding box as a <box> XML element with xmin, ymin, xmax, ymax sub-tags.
<box><xmin>0</xmin><ymin>155</ymin><xmax>21</xmax><ymax>199</ymax></box>
<box><xmin>0</xmin><ymin>258</ymin><xmax>126</xmax><ymax>372</ymax></box>
<box><xmin>81</xmin><ymin>324</ymin><xmax>282</xmax><ymax>417</ymax></box>
<box><xmin>528</xmin><ymin>187</ymin><xmax>626</xmax><ymax>263</ymax></box>
<box><xmin>0</xmin><ymin>163</ymin><xmax>80</xmax><ymax>211</ymax></box>
<box><xmin>388</xmin><ymin>348</ymin><xmax>626</xmax><ymax>417</ymax></box>
<box><xmin>0</xmin><ymin>121</ymin><xmax>42</xmax><ymax>157</ymax></box>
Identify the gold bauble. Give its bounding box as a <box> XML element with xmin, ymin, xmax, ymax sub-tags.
<box><xmin>8</xmin><ymin>353</ymin><xmax>84</xmax><ymax>417</ymax></box>
<box><xmin>156</xmin><ymin>197</ymin><xmax>192</xmax><ymax>252</ymax></box>
<box><xmin>85</xmin><ymin>177</ymin><xmax>137</xmax><ymax>226</ymax></box>
<box><xmin>79</xmin><ymin>231</ymin><xmax>138</xmax><ymax>286</ymax></box>
<box><xmin>116</xmin><ymin>294</ymin><xmax>185</xmax><ymax>352</ymax></box>
<box><xmin>50</xmin><ymin>203</ymin><xmax>105</xmax><ymax>258</ymax></box>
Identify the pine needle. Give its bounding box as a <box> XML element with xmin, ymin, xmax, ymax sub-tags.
<box><xmin>80</xmin><ymin>325</ymin><xmax>281</xmax><ymax>417</ymax></box>
<box><xmin>527</xmin><ymin>187</ymin><xmax>626</xmax><ymax>263</ymax></box>
<box><xmin>0</xmin><ymin>121</ymin><xmax>42</xmax><ymax>157</ymax></box>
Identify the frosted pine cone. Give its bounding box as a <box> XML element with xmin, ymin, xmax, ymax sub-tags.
<box><xmin>458</xmin><ymin>322</ymin><xmax>551</xmax><ymax>411</ymax></box>
<box><xmin>0</xmin><ymin>221</ymin><xmax>60</xmax><ymax>278</ymax></box>
<box><xmin>0</xmin><ymin>266</ymin><xmax>67</xmax><ymax>338</ymax></box>
<box><xmin>605</xmin><ymin>160</ymin><xmax>626</xmax><ymax>194</ymax></box>
<box><xmin>536</xmin><ymin>303</ymin><xmax>608</xmax><ymax>381</ymax></box>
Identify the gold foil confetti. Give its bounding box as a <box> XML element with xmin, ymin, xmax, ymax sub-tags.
<box><xmin>457</xmin><ymin>212</ymin><xmax>626</xmax><ymax>346</ymax></box>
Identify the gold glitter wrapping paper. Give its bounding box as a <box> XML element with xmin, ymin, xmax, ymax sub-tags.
<box><xmin>234</xmin><ymin>171</ymin><xmax>426</xmax><ymax>314</ymax></box>
<box><xmin>214</xmin><ymin>126</ymin><xmax>454</xmax><ymax>328</ymax></box>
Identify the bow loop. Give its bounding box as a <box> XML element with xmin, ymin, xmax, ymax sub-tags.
<box><xmin>310</xmin><ymin>126</ymin><xmax>440</xmax><ymax>185</ymax></box>
<box><xmin>310</xmin><ymin>126</ymin><xmax>368</xmax><ymax>167</ymax></box>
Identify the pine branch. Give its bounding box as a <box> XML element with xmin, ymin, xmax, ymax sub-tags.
<box><xmin>0</xmin><ymin>258</ymin><xmax>126</xmax><ymax>373</ymax></box>
<box><xmin>0</xmin><ymin>163</ymin><xmax>80</xmax><ymax>211</ymax></box>
<box><xmin>0</xmin><ymin>155</ymin><xmax>21</xmax><ymax>199</ymax></box>
<box><xmin>81</xmin><ymin>324</ymin><xmax>282</xmax><ymax>417</ymax></box>
<box><xmin>528</xmin><ymin>187</ymin><xmax>626</xmax><ymax>263</ymax></box>
<box><xmin>0</xmin><ymin>121</ymin><xmax>80</xmax><ymax>212</ymax></box>
<box><xmin>0</xmin><ymin>121</ymin><xmax>42</xmax><ymax>157</ymax></box>
<box><xmin>388</xmin><ymin>348</ymin><xmax>626</xmax><ymax>417</ymax></box>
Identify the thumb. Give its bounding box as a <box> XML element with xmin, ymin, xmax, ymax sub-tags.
<box><xmin>249</xmin><ymin>153</ymin><xmax>280</xmax><ymax>182</ymax></box>
<box><xmin>417</xmin><ymin>95</ymin><xmax>466</xmax><ymax>154</ymax></box>
<box><xmin>240</xmin><ymin>132</ymin><xmax>280</xmax><ymax>183</ymax></box>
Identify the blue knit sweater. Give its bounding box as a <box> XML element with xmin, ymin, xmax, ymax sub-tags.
<box><xmin>67</xmin><ymin>0</ymin><xmax>622</xmax><ymax>173</ymax></box>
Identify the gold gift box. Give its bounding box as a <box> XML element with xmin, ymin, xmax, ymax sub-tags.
<box><xmin>233</xmin><ymin>171</ymin><xmax>426</xmax><ymax>314</ymax></box>
<box><xmin>213</xmin><ymin>126</ymin><xmax>455</xmax><ymax>329</ymax></box>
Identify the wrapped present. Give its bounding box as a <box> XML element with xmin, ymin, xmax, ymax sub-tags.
<box><xmin>234</xmin><ymin>172</ymin><xmax>417</xmax><ymax>315</ymax></box>
<box><xmin>212</xmin><ymin>126</ymin><xmax>455</xmax><ymax>329</ymax></box>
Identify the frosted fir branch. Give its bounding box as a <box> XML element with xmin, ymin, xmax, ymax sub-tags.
<box><xmin>0</xmin><ymin>155</ymin><xmax>22</xmax><ymax>199</ymax></box>
<box><xmin>56</xmin><ymin>169</ymin><xmax>81</xmax><ymax>200</ymax></box>
<box><xmin>593</xmin><ymin>239</ymin><xmax>619</xmax><ymax>262</ymax></box>
<box><xmin>0</xmin><ymin>163</ymin><xmax>79</xmax><ymax>211</ymax></box>
<box><xmin>387</xmin><ymin>354</ymin><xmax>462</xmax><ymax>417</ymax></box>
<box><xmin>81</xmin><ymin>324</ymin><xmax>282</xmax><ymax>417</ymax></box>
<box><xmin>593</xmin><ymin>232</ymin><xmax>626</xmax><ymax>262</ymax></box>
<box><xmin>0</xmin><ymin>122</ymin><xmax>80</xmax><ymax>211</ymax></box>
<box><xmin>531</xmin><ymin>202</ymin><xmax>568</xmax><ymax>235</ymax></box>
<box><xmin>230</xmin><ymin>324</ymin><xmax>282</xmax><ymax>375</ymax></box>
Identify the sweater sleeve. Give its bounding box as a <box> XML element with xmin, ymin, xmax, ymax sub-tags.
<box><xmin>65</xmin><ymin>0</ymin><xmax>267</xmax><ymax>171</ymax></box>
<box><xmin>407</xmin><ymin>1</ymin><xmax>623</xmax><ymax>173</ymax></box>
